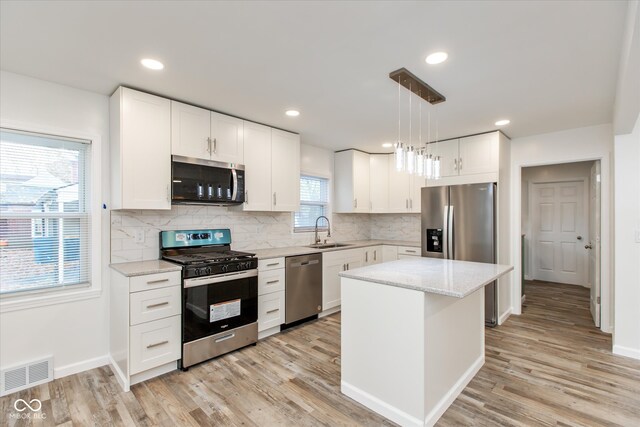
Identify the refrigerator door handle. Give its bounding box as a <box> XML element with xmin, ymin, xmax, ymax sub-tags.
<box><xmin>443</xmin><ymin>205</ymin><xmax>449</xmax><ymax>259</ymax></box>
<box><xmin>448</xmin><ymin>205</ymin><xmax>454</xmax><ymax>259</ymax></box>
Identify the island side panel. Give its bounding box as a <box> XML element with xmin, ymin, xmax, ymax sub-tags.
<box><xmin>423</xmin><ymin>288</ymin><xmax>484</xmax><ymax>426</ymax></box>
<box><xmin>341</xmin><ymin>277</ymin><xmax>427</xmax><ymax>427</ymax></box>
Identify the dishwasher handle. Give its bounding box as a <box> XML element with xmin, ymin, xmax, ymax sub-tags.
<box><xmin>289</xmin><ymin>259</ymin><xmax>320</xmax><ymax>268</ymax></box>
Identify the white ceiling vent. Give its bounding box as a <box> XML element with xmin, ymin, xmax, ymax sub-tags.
<box><xmin>1</xmin><ymin>356</ymin><xmax>53</xmax><ymax>397</ymax></box>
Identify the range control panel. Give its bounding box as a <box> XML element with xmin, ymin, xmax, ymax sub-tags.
<box><xmin>426</xmin><ymin>229</ymin><xmax>443</xmax><ymax>253</ymax></box>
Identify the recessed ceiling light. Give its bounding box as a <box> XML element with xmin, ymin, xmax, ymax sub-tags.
<box><xmin>285</xmin><ymin>110</ymin><xmax>300</xmax><ymax>117</ymax></box>
<box><xmin>140</xmin><ymin>58</ymin><xmax>164</xmax><ymax>70</ymax></box>
<box><xmin>495</xmin><ymin>119</ymin><xmax>510</xmax><ymax>126</ymax></box>
<box><xmin>425</xmin><ymin>52</ymin><xmax>448</xmax><ymax>65</ymax></box>
<box><xmin>382</xmin><ymin>143</ymin><xmax>393</xmax><ymax>148</ymax></box>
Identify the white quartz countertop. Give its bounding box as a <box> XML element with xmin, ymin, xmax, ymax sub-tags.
<box><xmin>248</xmin><ymin>239</ymin><xmax>420</xmax><ymax>259</ymax></box>
<box><xmin>339</xmin><ymin>257</ymin><xmax>513</xmax><ymax>298</ymax></box>
<box><xmin>110</xmin><ymin>260</ymin><xmax>182</xmax><ymax>277</ymax></box>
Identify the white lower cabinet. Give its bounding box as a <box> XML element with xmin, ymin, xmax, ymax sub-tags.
<box><xmin>382</xmin><ymin>245</ymin><xmax>399</xmax><ymax>262</ymax></box>
<box><xmin>109</xmin><ymin>268</ymin><xmax>182</xmax><ymax>391</ymax></box>
<box><xmin>257</xmin><ymin>257</ymin><xmax>286</xmax><ymax>338</ymax></box>
<box><xmin>398</xmin><ymin>246</ymin><xmax>421</xmax><ymax>257</ymax></box>
<box><xmin>322</xmin><ymin>248</ymin><xmax>364</xmax><ymax>311</ymax></box>
<box><xmin>363</xmin><ymin>245</ymin><xmax>382</xmax><ymax>265</ymax></box>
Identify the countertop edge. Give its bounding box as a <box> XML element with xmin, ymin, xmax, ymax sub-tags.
<box><xmin>249</xmin><ymin>240</ymin><xmax>420</xmax><ymax>260</ymax></box>
<box><xmin>110</xmin><ymin>260</ymin><xmax>182</xmax><ymax>277</ymax></box>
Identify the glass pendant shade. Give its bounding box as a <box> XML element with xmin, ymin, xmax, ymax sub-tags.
<box><xmin>406</xmin><ymin>146</ymin><xmax>415</xmax><ymax>174</ymax></box>
<box><xmin>394</xmin><ymin>142</ymin><xmax>405</xmax><ymax>171</ymax></box>
<box><xmin>415</xmin><ymin>149</ymin><xmax>425</xmax><ymax>176</ymax></box>
<box><xmin>425</xmin><ymin>154</ymin><xmax>433</xmax><ymax>178</ymax></box>
<box><xmin>433</xmin><ymin>156</ymin><xmax>441</xmax><ymax>179</ymax></box>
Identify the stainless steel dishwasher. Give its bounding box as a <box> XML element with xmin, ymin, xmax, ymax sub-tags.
<box><xmin>285</xmin><ymin>253</ymin><xmax>323</xmax><ymax>324</ymax></box>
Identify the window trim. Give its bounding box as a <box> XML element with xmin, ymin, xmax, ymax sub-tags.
<box><xmin>293</xmin><ymin>172</ymin><xmax>331</xmax><ymax>234</ymax></box>
<box><xmin>0</xmin><ymin>120</ymin><xmax>103</xmax><ymax>313</ymax></box>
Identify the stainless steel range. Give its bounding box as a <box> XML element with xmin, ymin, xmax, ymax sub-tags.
<box><xmin>160</xmin><ymin>229</ymin><xmax>258</xmax><ymax>370</ymax></box>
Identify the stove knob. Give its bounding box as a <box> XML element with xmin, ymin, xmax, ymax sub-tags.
<box><xmin>236</xmin><ymin>263</ymin><xmax>242</xmax><ymax>270</ymax></box>
<box><xmin>205</xmin><ymin>267</ymin><xmax>211</xmax><ymax>275</ymax></box>
<box><xmin>221</xmin><ymin>265</ymin><xmax>228</xmax><ymax>273</ymax></box>
<box><xmin>194</xmin><ymin>268</ymin><xmax>201</xmax><ymax>276</ymax></box>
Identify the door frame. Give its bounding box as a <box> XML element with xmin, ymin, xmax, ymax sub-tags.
<box><xmin>511</xmin><ymin>156</ymin><xmax>612</xmax><ymax>334</ymax></box>
<box><xmin>528</xmin><ymin>178</ymin><xmax>589</xmax><ymax>286</ymax></box>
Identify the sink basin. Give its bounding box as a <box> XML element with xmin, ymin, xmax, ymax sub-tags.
<box><xmin>306</xmin><ymin>242</ymin><xmax>353</xmax><ymax>249</ymax></box>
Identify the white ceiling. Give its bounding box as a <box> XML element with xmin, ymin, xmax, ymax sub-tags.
<box><xmin>0</xmin><ymin>1</ymin><xmax>628</xmax><ymax>153</ymax></box>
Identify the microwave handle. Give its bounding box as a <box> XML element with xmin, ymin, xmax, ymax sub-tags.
<box><xmin>231</xmin><ymin>168</ymin><xmax>238</xmax><ymax>201</ymax></box>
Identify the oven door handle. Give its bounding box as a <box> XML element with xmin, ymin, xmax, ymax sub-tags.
<box><xmin>184</xmin><ymin>269</ymin><xmax>257</xmax><ymax>288</ymax></box>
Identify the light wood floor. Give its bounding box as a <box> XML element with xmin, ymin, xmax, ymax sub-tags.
<box><xmin>2</xmin><ymin>281</ymin><xmax>639</xmax><ymax>426</ymax></box>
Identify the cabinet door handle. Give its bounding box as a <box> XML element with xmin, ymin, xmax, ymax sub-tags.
<box><xmin>266</xmin><ymin>280</ymin><xmax>280</xmax><ymax>284</ymax></box>
<box><xmin>147</xmin><ymin>340</ymin><xmax>168</xmax><ymax>349</ymax></box>
<box><xmin>343</xmin><ymin>264</ymin><xmax>346</xmax><ymax>271</ymax></box>
<box><xmin>346</xmin><ymin>263</ymin><xmax>350</xmax><ymax>270</ymax></box>
<box><xmin>147</xmin><ymin>278</ymin><xmax>169</xmax><ymax>285</ymax></box>
<box><xmin>459</xmin><ymin>157</ymin><xmax>462</xmax><ymax>170</ymax></box>
<box><xmin>374</xmin><ymin>250</ymin><xmax>377</xmax><ymax>261</ymax></box>
<box><xmin>365</xmin><ymin>252</ymin><xmax>368</xmax><ymax>262</ymax></box>
<box><xmin>166</xmin><ymin>184</ymin><xmax>171</xmax><ymax>202</ymax></box>
<box><xmin>213</xmin><ymin>138</ymin><xmax>217</xmax><ymax>154</ymax></box>
<box><xmin>273</xmin><ymin>192</ymin><xmax>276</xmax><ymax>206</ymax></box>
<box><xmin>266</xmin><ymin>308</ymin><xmax>280</xmax><ymax>314</ymax></box>
<box><xmin>410</xmin><ymin>199</ymin><xmax>413</xmax><ymax>209</ymax></box>
<box><xmin>146</xmin><ymin>301</ymin><xmax>169</xmax><ymax>309</ymax></box>
<box><xmin>353</xmin><ymin>198</ymin><xmax>357</xmax><ymax>208</ymax></box>
<box><xmin>245</xmin><ymin>191</ymin><xmax>249</xmax><ymax>204</ymax></box>
<box><xmin>406</xmin><ymin>199</ymin><xmax>409</xmax><ymax>209</ymax></box>
<box><xmin>207</xmin><ymin>137</ymin><xmax>212</xmax><ymax>154</ymax></box>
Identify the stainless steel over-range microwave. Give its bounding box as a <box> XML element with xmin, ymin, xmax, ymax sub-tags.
<box><xmin>171</xmin><ymin>155</ymin><xmax>245</xmax><ymax>205</ymax></box>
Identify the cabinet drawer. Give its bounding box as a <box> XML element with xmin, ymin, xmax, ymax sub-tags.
<box><xmin>130</xmin><ymin>315</ymin><xmax>181</xmax><ymax>375</ymax></box>
<box><xmin>258</xmin><ymin>269</ymin><xmax>285</xmax><ymax>295</ymax></box>
<box><xmin>258</xmin><ymin>257</ymin><xmax>285</xmax><ymax>272</ymax></box>
<box><xmin>130</xmin><ymin>271</ymin><xmax>181</xmax><ymax>293</ymax></box>
<box><xmin>130</xmin><ymin>286</ymin><xmax>181</xmax><ymax>326</ymax></box>
<box><xmin>258</xmin><ymin>291</ymin><xmax>285</xmax><ymax>332</ymax></box>
<box><xmin>397</xmin><ymin>246</ymin><xmax>420</xmax><ymax>256</ymax></box>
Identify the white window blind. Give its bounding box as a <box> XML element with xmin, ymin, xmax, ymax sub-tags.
<box><xmin>0</xmin><ymin>128</ymin><xmax>91</xmax><ymax>295</ymax></box>
<box><xmin>294</xmin><ymin>175</ymin><xmax>329</xmax><ymax>232</ymax></box>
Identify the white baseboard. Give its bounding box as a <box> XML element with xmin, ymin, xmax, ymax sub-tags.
<box><xmin>109</xmin><ymin>355</ymin><xmax>129</xmax><ymax>392</ymax></box>
<box><xmin>341</xmin><ymin>355</ymin><xmax>484</xmax><ymax>427</ymax></box>
<box><xmin>423</xmin><ymin>355</ymin><xmax>484</xmax><ymax>427</ymax></box>
<box><xmin>524</xmin><ymin>275</ymin><xmax>532</xmax><ymax>281</ymax></box>
<box><xmin>54</xmin><ymin>355</ymin><xmax>109</xmax><ymax>379</ymax></box>
<box><xmin>130</xmin><ymin>361</ymin><xmax>177</xmax><ymax>386</ymax></box>
<box><xmin>498</xmin><ymin>308</ymin><xmax>512</xmax><ymax>325</ymax></box>
<box><xmin>258</xmin><ymin>326</ymin><xmax>281</xmax><ymax>340</ymax></box>
<box><xmin>341</xmin><ymin>381</ymin><xmax>423</xmax><ymax>427</ymax></box>
<box><xmin>613</xmin><ymin>344</ymin><xmax>640</xmax><ymax>360</ymax></box>
<box><xmin>319</xmin><ymin>306</ymin><xmax>341</xmax><ymax>318</ymax></box>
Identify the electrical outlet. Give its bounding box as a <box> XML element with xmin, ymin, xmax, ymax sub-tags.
<box><xmin>134</xmin><ymin>229</ymin><xmax>145</xmax><ymax>244</ymax></box>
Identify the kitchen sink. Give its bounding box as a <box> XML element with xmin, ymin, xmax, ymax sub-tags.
<box><xmin>306</xmin><ymin>242</ymin><xmax>353</xmax><ymax>249</ymax></box>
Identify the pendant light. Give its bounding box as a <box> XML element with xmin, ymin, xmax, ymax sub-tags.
<box><xmin>425</xmin><ymin>109</ymin><xmax>433</xmax><ymax>178</ymax></box>
<box><xmin>433</xmin><ymin>105</ymin><xmax>441</xmax><ymax>179</ymax></box>
<box><xmin>416</xmin><ymin>91</ymin><xmax>425</xmax><ymax>176</ymax></box>
<box><xmin>394</xmin><ymin>75</ymin><xmax>405</xmax><ymax>172</ymax></box>
<box><xmin>406</xmin><ymin>82</ymin><xmax>415</xmax><ymax>174</ymax></box>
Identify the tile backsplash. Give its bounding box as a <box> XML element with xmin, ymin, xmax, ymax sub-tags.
<box><xmin>111</xmin><ymin>206</ymin><xmax>421</xmax><ymax>263</ymax></box>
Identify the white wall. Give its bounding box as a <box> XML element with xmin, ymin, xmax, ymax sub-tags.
<box><xmin>521</xmin><ymin>161</ymin><xmax>594</xmax><ymax>280</ymax></box>
<box><xmin>0</xmin><ymin>71</ymin><xmax>111</xmax><ymax>375</ymax></box>
<box><xmin>510</xmin><ymin>124</ymin><xmax>614</xmax><ymax>333</ymax></box>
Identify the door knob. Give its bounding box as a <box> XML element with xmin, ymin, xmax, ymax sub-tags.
<box><xmin>585</xmin><ymin>244</ymin><xmax>593</xmax><ymax>249</ymax></box>
<box><xmin>577</xmin><ymin>236</ymin><xmax>583</xmax><ymax>240</ymax></box>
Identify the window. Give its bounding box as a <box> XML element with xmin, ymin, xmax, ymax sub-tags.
<box><xmin>294</xmin><ymin>175</ymin><xmax>329</xmax><ymax>232</ymax></box>
<box><xmin>0</xmin><ymin>128</ymin><xmax>91</xmax><ymax>295</ymax></box>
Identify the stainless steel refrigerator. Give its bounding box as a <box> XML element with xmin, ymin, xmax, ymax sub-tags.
<box><xmin>421</xmin><ymin>183</ymin><xmax>497</xmax><ymax>326</ymax></box>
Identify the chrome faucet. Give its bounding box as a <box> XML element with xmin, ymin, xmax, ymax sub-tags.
<box><xmin>314</xmin><ymin>216</ymin><xmax>331</xmax><ymax>244</ymax></box>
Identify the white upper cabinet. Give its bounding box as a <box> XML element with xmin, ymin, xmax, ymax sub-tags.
<box><xmin>210</xmin><ymin>112</ymin><xmax>244</xmax><ymax>165</ymax></box>
<box><xmin>110</xmin><ymin>87</ymin><xmax>171</xmax><ymax>210</ymax></box>
<box><xmin>242</xmin><ymin>125</ymin><xmax>300</xmax><ymax>212</ymax></box>
<box><xmin>335</xmin><ymin>150</ymin><xmax>370</xmax><ymax>213</ymax></box>
<box><xmin>170</xmin><ymin>101</ymin><xmax>244</xmax><ymax>164</ymax></box>
<box><xmin>458</xmin><ymin>133</ymin><xmax>499</xmax><ymax>175</ymax></box>
<box><xmin>411</xmin><ymin>174</ymin><xmax>424</xmax><ymax>213</ymax></box>
<box><xmin>271</xmin><ymin>129</ymin><xmax>300</xmax><ymax>212</ymax></box>
<box><xmin>426</xmin><ymin>132</ymin><xmax>501</xmax><ymax>186</ymax></box>
<box><xmin>170</xmin><ymin>101</ymin><xmax>210</xmax><ymax>159</ymax></box>
<box><xmin>388</xmin><ymin>156</ymin><xmax>411</xmax><ymax>213</ymax></box>
<box><xmin>242</xmin><ymin>121</ymin><xmax>273</xmax><ymax>211</ymax></box>
<box><xmin>369</xmin><ymin>154</ymin><xmax>389</xmax><ymax>212</ymax></box>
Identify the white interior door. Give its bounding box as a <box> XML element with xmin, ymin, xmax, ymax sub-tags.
<box><xmin>532</xmin><ymin>181</ymin><xmax>587</xmax><ymax>285</ymax></box>
<box><xmin>589</xmin><ymin>162</ymin><xmax>601</xmax><ymax>326</ymax></box>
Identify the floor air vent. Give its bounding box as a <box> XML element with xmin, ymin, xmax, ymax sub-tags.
<box><xmin>1</xmin><ymin>356</ymin><xmax>53</xmax><ymax>396</ymax></box>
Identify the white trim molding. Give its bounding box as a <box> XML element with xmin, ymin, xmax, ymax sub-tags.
<box><xmin>54</xmin><ymin>355</ymin><xmax>109</xmax><ymax>379</ymax></box>
<box><xmin>498</xmin><ymin>308</ymin><xmax>512</xmax><ymax>325</ymax></box>
<box><xmin>613</xmin><ymin>345</ymin><xmax>640</xmax><ymax>361</ymax></box>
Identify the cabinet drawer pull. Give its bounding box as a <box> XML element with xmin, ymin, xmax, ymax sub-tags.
<box><xmin>266</xmin><ymin>308</ymin><xmax>280</xmax><ymax>314</ymax></box>
<box><xmin>266</xmin><ymin>280</ymin><xmax>280</xmax><ymax>284</ymax></box>
<box><xmin>365</xmin><ymin>252</ymin><xmax>368</xmax><ymax>262</ymax></box>
<box><xmin>215</xmin><ymin>333</ymin><xmax>235</xmax><ymax>343</ymax></box>
<box><xmin>146</xmin><ymin>340</ymin><xmax>168</xmax><ymax>349</ymax></box>
<box><xmin>147</xmin><ymin>278</ymin><xmax>169</xmax><ymax>285</ymax></box>
<box><xmin>405</xmin><ymin>249</ymin><xmax>417</xmax><ymax>254</ymax></box>
<box><xmin>454</xmin><ymin>158</ymin><xmax>458</xmax><ymax>170</ymax></box>
<box><xmin>146</xmin><ymin>301</ymin><xmax>169</xmax><ymax>309</ymax></box>
<box><xmin>374</xmin><ymin>250</ymin><xmax>377</xmax><ymax>261</ymax></box>
<box><xmin>266</xmin><ymin>262</ymin><xmax>280</xmax><ymax>267</ymax></box>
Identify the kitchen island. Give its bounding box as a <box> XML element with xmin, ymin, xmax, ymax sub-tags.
<box><xmin>338</xmin><ymin>257</ymin><xmax>513</xmax><ymax>427</ymax></box>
